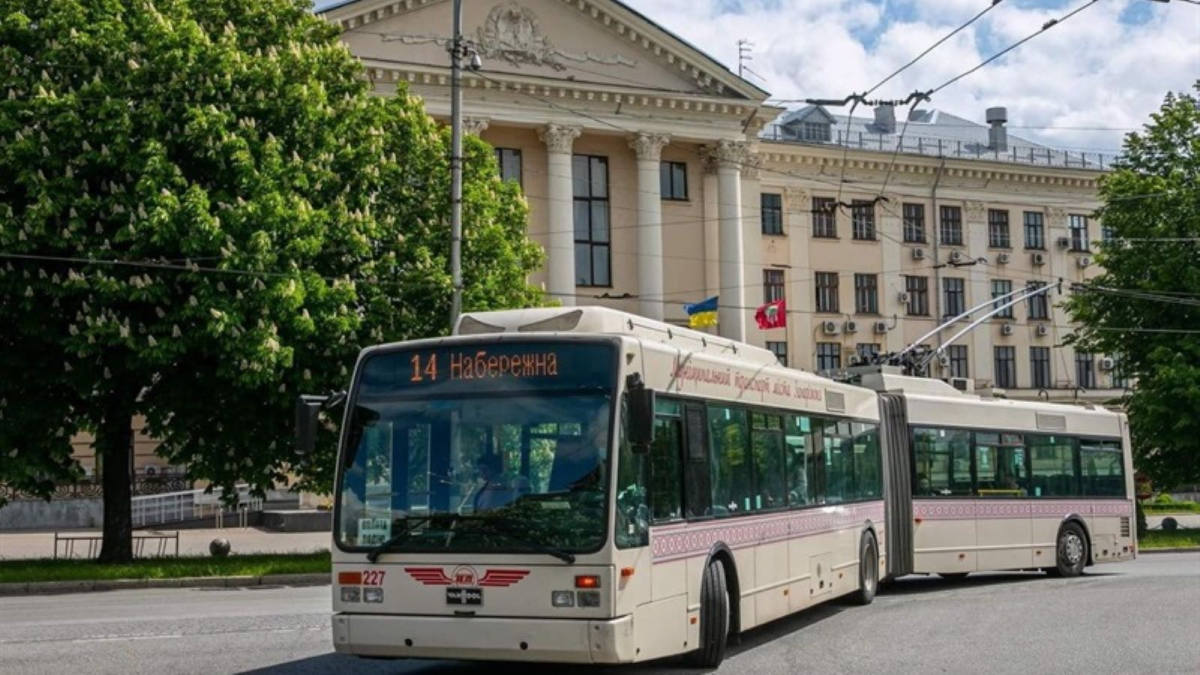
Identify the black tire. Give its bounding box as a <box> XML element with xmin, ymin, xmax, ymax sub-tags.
<box><xmin>685</xmin><ymin>558</ymin><xmax>730</xmax><ymax>668</ymax></box>
<box><xmin>1052</xmin><ymin>522</ymin><xmax>1088</xmax><ymax>577</ymax></box>
<box><xmin>939</xmin><ymin>572</ymin><xmax>969</xmax><ymax>581</ymax></box>
<box><xmin>853</xmin><ymin>532</ymin><xmax>879</xmax><ymax>605</ymax></box>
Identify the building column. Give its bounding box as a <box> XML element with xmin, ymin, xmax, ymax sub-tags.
<box><xmin>538</xmin><ymin>124</ymin><xmax>582</xmax><ymax>306</ymax></box>
<box><xmin>741</xmin><ymin>151</ymin><xmax>764</xmax><ymax>346</ymax></box>
<box><xmin>879</xmin><ymin>193</ymin><xmax>906</xmax><ymax>354</ymax></box>
<box><xmin>701</xmin><ymin>150</ymin><xmax>720</xmax><ymax>299</ymax></box>
<box><xmin>965</xmin><ymin>200</ymin><xmax>994</xmax><ymax>384</ymax></box>
<box><xmin>784</xmin><ymin>187</ymin><xmax>813</xmax><ymax>368</ymax></box>
<box><xmin>629</xmin><ymin>133</ymin><xmax>670</xmax><ymax>320</ymax></box>
<box><xmin>715</xmin><ymin>140</ymin><xmax>748</xmax><ymax>342</ymax></box>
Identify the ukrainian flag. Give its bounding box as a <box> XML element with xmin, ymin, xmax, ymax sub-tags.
<box><xmin>685</xmin><ymin>296</ymin><xmax>719</xmax><ymax>328</ymax></box>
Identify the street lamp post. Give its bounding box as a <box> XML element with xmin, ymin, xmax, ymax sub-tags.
<box><xmin>449</xmin><ymin>0</ymin><xmax>464</xmax><ymax>330</ymax></box>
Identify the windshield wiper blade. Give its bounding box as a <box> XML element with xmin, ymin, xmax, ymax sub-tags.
<box><xmin>365</xmin><ymin>516</ymin><xmax>431</xmax><ymax>563</ymax></box>
<box><xmin>454</xmin><ymin>515</ymin><xmax>576</xmax><ymax>564</ymax></box>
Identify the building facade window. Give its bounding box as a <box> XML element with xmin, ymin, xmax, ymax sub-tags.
<box><xmin>1076</xmin><ymin>352</ymin><xmax>1096</xmax><ymax>389</ymax></box>
<box><xmin>802</xmin><ymin>121</ymin><xmax>832</xmax><ymax>142</ymax></box>
<box><xmin>812</xmin><ymin>197</ymin><xmax>837</xmax><ymax>238</ymax></box>
<box><xmin>852</xmin><ymin>200</ymin><xmax>876</xmax><ymax>241</ymax></box>
<box><xmin>1028</xmin><ymin>282</ymin><xmax>1050</xmax><ymax>320</ymax></box>
<box><xmin>495</xmin><ymin>147</ymin><xmax>523</xmax><ymax>185</ymax></box>
<box><xmin>815</xmin><ymin>272</ymin><xmax>839</xmax><ymax>313</ymax></box>
<box><xmin>943</xmin><ymin>277</ymin><xmax>966</xmax><ymax>317</ymax></box>
<box><xmin>1024</xmin><ymin>211</ymin><xmax>1045</xmax><ymax>250</ymax></box>
<box><xmin>992</xmin><ymin>279</ymin><xmax>1014</xmax><ymax>319</ymax></box>
<box><xmin>816</xmin><ymin>342</ymin><xmax>841</xmax><ymax>371</ymax></box>
<box><xmin>854</xmin><ymin>273</ymin><xmax>879</xmax><ymax>314</ymax></box>
<box><xmin>948</xmin><ymin>345</ymin><xmax>969</xmax><ymax>379</ymax></box>
<box><xmin>763</xmin><ymin>269</ymin><xmax>786</xmax><ymax>303</ymax></box>
<box><xmin>988</xmin><ymin>209</ymin><xmax>1011</xmax><ymax>248</ymax></box>
<box><xmin>903</xmin><ymin>203</ymin><xmax>926</xmax><ymax>243</ymax></box>
<box><xmin>994</xmin><ymin>346</ymin><xmax>1016</xmax><ymax>388</ymax></box>
<box><xmin>856</xmin><ymin>343</ymin><xmax>880</xmax><ymax>361</ymax></box>
<box><xmin>1101</xmin><ymin>222</ymin><xmax>1116</xmax><ymax>245</ymax></box>
<box><xmin>905</xmin><ymin>275</ymin><xmax>929</xmax><ymax>316</ymax></box>
<box><xmin>1070</xmin><ymin>214</ymin><xmax>1090</xmax><ymax>252</ymax></box>
<box><xmin>573</xmin><ymin>155</ymin><xmax>610</xmax><ymax>287</ymax></box>
<box><xmin>761</xmin><ymin>193</ymin><xmax>783</xmax><ymax>235</ymax></box>
<box><xmin>1110</xmin><ymin>354</ymin><xmax>1129</xmax><ymax>388</ymax></box>
<box><xmin>940</xmin><ymin>205</ymin><xmax>963</xmax><ymax>246</ymax></box>
<box><xmin>660</xmin><ymin>161</ymin><xmax>688</xmax><ymax>200</ymax></box>
<box><xmin>767</xmin><ymin>341</ymin><xmax>788</xmax><ymax>367</ymax></box>
<box><xmin>1030</xmin><ymin>347</ymin><xmax>1052</xmax><ymax>389</ymax></box>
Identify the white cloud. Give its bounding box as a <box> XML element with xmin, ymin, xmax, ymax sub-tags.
<box><xmin>626</xmin><ymin>0</ymin><xmax>1200</xmax><ymax>150</ymax></box>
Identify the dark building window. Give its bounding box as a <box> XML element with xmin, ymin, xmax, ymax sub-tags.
<box><xmin>988</xmin><ymin>209</ymin><xmax>1011</xmax><ymax>248</ymax></box>
<box><xmin>495</xmin><ymin>147</ymin><xmax>523</xmax><ymax>186</ymax></box>
<box><xmin>943</xmin><ymin>277</ymin><xmax>966</xmax><ymax>317</ymax></box>
<box><xmin>761</xmin><ymin>193</ymin><xmax>783</xmax><ymax>235</ymax></box>
<box><xmin>801</xmin><ymin>121</ymin><xmax>832</xmax><ymax>142</ymax></box>
<box><xmin>1076</xmin><ymin>352</ymin><xmax>1096</xmax><ymax>389</ymax></box>
<box><xmin>1024</xmin><ymin>211</ymin><xmax>1045</xmax><ymax>250</ymax></box>
<box><xmin>992</xmin><ymin>279</ymin><xmax>1014</xmax><ymax>319</ymax></box>
<box><xmin>660</xmin><ymin>161</ymin><xmax>688</xmax><ymax>200</ymax></box>
<box><xmin>816</xmin><ymin>342</ymin><xmax>841</xmax><ymax>371</ymax></box>
<box><xmin>812</xmin><ymin>197</ymin><xmax>837</xmax><ymax>238</ymax></box>
<box><xmin>854</xmin><ymin>273</ymin><xmax>878</xmax><ymax>314</ymax></box>
<box><xmin>1070</xmin><ymin>214</ymin><xmax>1090</xmax><ymax>252</ymax></box>
<box><xmin>815</xmin><ymin>272</ymin><xmax>839</xmax><ymax>313</ymax></box>
<box><xmin>1028</xmin><ymin>282</ymin><xmax>1050</xmax><ymax>320</ymax></box>
<box><xmin>852</xmin><ymin>200</ymin><xmax>876</xmax><ymax>241</ymax></box>
<box><xmin>1031</xmin><ymin>347</ymin><xmax>1052</xmax><ymax>389</ymax></box>
<box><xmin>573</xmin><ymin>155</ymin><xmax>610</xmax><ymax>287</ymax></box>
<box><xmin>905</xmin><ymin>276</ymin><xmax>929</xmax><ymax>316</ymax></box>
<box><xmin>994</xmin><ymin>346</ymin><xmax>1016</xmax><ymax>388</ymax></box>
<box><xmin>767</xmin><ymin>341</ymin><xmax>788</xmax><ymax>367</ymax></box>
<box><xmin>948</xmin><ymin>345</ymin><xmax>969</xmax><ymax>379</ymax></box>
<box><xmin>940</xmin><ymin>205</ymin><xmax>963</xmax><ymax>246</ymax></box>
<box><xmin>763</xmin><ymin>269</ymin><xmax>785</xmax><ymax>303</ymax></box>
<box><xmin>856</xmin><ymin>343</ymin><xmax>880</xmax><ymax>361</ymax></box>
<box><xmin>903</xmin><ymin>203</ymin><xmax>926</xmax><ymax>243</ymax></box>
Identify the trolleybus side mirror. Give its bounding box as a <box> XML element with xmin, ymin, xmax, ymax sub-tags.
<box><xmin>295</xmin><ymin>395</ymin><xmax>324</xmax><ymax>459</ymax></box>
<box><xmin>627</xmin><ymin>387</ymin><xmax>656</xmax><ymax>454</ymax></box>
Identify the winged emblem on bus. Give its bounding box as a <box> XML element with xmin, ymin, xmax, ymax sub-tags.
<box><xmin>404</xmin><ymin>567</ymin><xmax>530</xmax><ymax>588</ymax></box>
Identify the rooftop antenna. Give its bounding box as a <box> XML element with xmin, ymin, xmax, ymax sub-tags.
<box><xmin>737</xmin><ymin>39</ymin><xmax>753</xmax><ymax>79</ymax></box>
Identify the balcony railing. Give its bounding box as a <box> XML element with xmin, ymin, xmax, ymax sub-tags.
<box><xmin>761</xmin><ymin>124</ymin><xmax>1119</xmax><ymax>171</ymax></box>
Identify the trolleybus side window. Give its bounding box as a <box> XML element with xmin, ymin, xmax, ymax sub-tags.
<box><xmin>824</xmin><ymin>421</ymin><xmax>856</xmax><ymax>503</ymax></box>
<box><xmin>616</xmin><ymin>397</ymin><xmax>649</xmax><ymax>549</ymax></box>
<box><xmin>683</xmin><ymin>404</ymin><xmax>712</xmax><ymax>518</ymax></box>
<box><xmin>852</xmin><ymin>423</ymin><xmax>883</xmax><ymax>499</ymax></box>
<box><xmin>912</xmin><ymin>427</ymin><xmax>972</xmax><ymax>497</ymax></box>
<box><xmin>751</xmin><ymin>413</ymin><xmax>787</xmax><ymax>511</ymax></box>
<box><xmin>709</xmin><ymin>405</ymin><xmax>752</xmax><ymax>515</ymax></box>
<box><xmin>1028</xmin><ymin>435</ymin><xmax>1080</xmax><ymax>497</ymax></box>
<box><xmin>1081</xmin><ymin>440</ymin><xmax>1125</xmax><ymax>496</ymax></box>
<box><xmin>975</xmin><ymin>432</ymin><xmax>1028</xmax><ymax>497</ymax></box>
<box><xmin>785</xmin><ymin>415</ymin><xmax>815</xmax><ymax>506</ymax></box>
<box><xmin>649</xmin><ymin>399</ymin><xmax>684</xmax><ymax>523</ymax></box>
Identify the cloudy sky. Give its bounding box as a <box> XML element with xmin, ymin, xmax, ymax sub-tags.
<box><xmin>317</xmin><ymin>0</ymin><xmax>1200</xmax><ymax>151</ymax></box>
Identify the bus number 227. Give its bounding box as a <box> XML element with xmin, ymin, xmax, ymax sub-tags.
<box><xmin>363</xmin><ymin>570</ymin><xmax>386</xmax><ymax>586</ymax></box>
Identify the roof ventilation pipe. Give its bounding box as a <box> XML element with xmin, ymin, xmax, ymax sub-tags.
<box><xmin>987</xmin><ymin>106</ymin><xmax>1008</xmax><ymax>153</ymax></box>
<box><xmin>873</xmin><ymin>104</ymin><xmax>896</xmax><ymax>134</ymax></box>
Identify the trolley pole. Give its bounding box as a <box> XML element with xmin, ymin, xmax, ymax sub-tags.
<box><xmin>449</xmin><ymin>0</ymin><xmax>464</xmax><ymax>330</ymax></box>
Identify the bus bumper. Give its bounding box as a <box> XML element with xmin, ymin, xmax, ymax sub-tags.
<box><xmin>332</xmin><ymin>612</ymin><xmax>637</xmax><ymax>663</ymax></box>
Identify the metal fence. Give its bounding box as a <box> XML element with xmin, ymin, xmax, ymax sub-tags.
<box><xmin>0</xmin><ymin>476</ymin><xmax>193</xmax><ymax>502</ymax></box>
<box><xmin>760</xmin><ymin>124</ymin><xmax>1119</xmax><ymax>170</ymax></box>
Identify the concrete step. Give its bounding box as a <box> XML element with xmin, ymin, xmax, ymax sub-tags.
<box><xmin>260</xmin><ymin>510</ymin><xmax>331</xmax><ymax>533</ymax></box>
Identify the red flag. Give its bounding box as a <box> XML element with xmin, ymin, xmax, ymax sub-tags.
<box><xmin>755</xmin><ymin>298</ymin><xmax>787</xmax><ymax>330</ymax></box>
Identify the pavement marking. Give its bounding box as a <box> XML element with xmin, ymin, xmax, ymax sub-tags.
<box><xmin>73</xmin><ymin>634</ymin><xmax>183</xmax><ymax>644</ymax></box>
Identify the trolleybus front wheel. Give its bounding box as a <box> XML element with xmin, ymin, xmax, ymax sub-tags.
<box><xmin>686</xmin><ymin>558</ymin><xmax>730</xmax><ymax>668</ymax></box>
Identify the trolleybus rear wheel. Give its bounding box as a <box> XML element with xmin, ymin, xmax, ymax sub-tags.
<box><xmin>1050</xmin><ymin>522</ymin><xmax>1088</xmax><ymax>578</ymax></box>
<box><xmin>853</xmin><ymin>532</ymin><xmax>879</xmax><ymax>605</ymax></box>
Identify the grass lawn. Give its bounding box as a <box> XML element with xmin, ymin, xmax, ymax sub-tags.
<box><xmin>1139</xmin><ymin>529</ymin><xmax>1200</xmax><ymax>550</ymax></box>
<box><xmin>1143</xmin><ymin>502</ymin><xmax>1200</xmax><ymax>515</ymax></box>
<box><xmin>0</xmin><ymin>551</ymin><xmax>330</xmax><ymax>585</ymax></box>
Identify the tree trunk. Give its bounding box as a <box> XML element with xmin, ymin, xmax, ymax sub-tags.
<box><xmin>97</xmin><ymin>387</ymin><xmax>137</xmax><ymax>564</ymax></box>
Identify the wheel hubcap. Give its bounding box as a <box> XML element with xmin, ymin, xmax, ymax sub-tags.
<box><xmin>1062</xmin><ymin>532</ymin><xmax>1083</xmax><ymax>565</ymax></box>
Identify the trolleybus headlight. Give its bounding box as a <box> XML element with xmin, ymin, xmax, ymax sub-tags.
<box><xmin>364</xmin><ymin>587</ymin><xmax>384</xmax><ymax>603</ymax></box>
<box><xmin>577</xmin><ymin>590</ymin><xmax>601</xmax><ymax>608</ymax></box>
<box><xmin>341</xmin><ymin>587</ymin><xmax>362</xmax><ymax>603</ymax></box>
<box><xmin>551</xmin><ymin>590</ymin><xmax>575</xmax><ymax>607</ymax></box>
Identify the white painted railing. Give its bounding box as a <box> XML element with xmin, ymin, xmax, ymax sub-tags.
<box><xmin>131</xmin><ymin>484</ymin><xmax>262</xmax><ymax>528</ymax></box>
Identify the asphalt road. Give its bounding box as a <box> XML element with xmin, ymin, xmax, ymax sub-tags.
<box><xmin>1</xmin><ymin>553</ymin><xmax>1197</xmax><ymax>675</ymax></box>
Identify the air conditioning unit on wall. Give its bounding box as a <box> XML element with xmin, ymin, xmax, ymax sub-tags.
<box><xmin>844</xmin><ymin>320</ymin><xmax>859</xmax><ymax>334</ymax></box>
<box><xmin>1032</xmin><ymin>252</ymin><xmax>1046</xmax><ymax>266</ymax></box>
<box><xmin>822</xmin><ymin>320</ymin><xmax>840</xmax><ymax>335</ymax></box>
<box><xmin>997</xmin><ymin>253</ymin><xmax>1011</xmax><ymax>265</ymax></box>
<box><xmin>1001</xmin><ymin>323</ymin><xmax>1014</xmax><ymax>336</ymax></box>
<box><xmin>911</xmin><ymin>248</ymin><xmax>926</xmax><ymax>260</ymax></box>
<box><xmin>898</xmin><ymin>291</ymin><xmax>911</xmax><ymax>304</ymax></box>
<box><xmin>1036</xmin><ymin>324</ymin><xmax>1050</xmax><ymax>337</ymax></box>
<box><xmin>874</xmin><ymin>321</ymin><xmax>889</xmax><ymax>334</ymax></box>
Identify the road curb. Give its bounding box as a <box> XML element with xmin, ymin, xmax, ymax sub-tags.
<box><xmin>1138</xmin><ymin>547</ymin><xmax>1200</xmax><ymax>554</ymax></box>
<box><xmin>0</xmin><ymin>573</ymin><xmax>329</xmax><ymax>597</ymax></box>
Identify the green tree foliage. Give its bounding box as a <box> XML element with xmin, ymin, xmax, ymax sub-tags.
<box><xmin>0</xmin><ymin>0</ymin><xmax>544</xmax><ymax>561</ymax></box>
<box><xmin>1066</xmin><ymin>84</ymin><xmax>1200</xmax><ymax>489</ymax></box>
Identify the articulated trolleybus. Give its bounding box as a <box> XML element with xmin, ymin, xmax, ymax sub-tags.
<box><xmin>297</xmin><ymin>307</ymin><xmax>1134</xmax><ymax>667</ymax></box>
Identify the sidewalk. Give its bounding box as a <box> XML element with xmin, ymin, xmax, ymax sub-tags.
<box><xmin>0</xmin><ymin>527</ymin><xmax>330</xmax><ymax>560</ymax></box>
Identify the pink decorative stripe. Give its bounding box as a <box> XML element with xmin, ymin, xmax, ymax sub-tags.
<box><xmin>650</xmin><ymin>502</ymin><xmax>884</xmax><ymax>563</ymax></box>
<box><xmin>913</xmin><ymin>499</ymin><xmax>1133</xmax><ymax>521</ymax></box>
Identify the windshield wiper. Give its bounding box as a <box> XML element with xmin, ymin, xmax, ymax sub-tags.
<box><xmin>365</xmin><ymin>516</ymin><xmax>431</xmax><ymax>563</ymax></box>
<box><xmin>452</xmin><ymin>515</ymin><xmax>576</xmax><ymax>564</ymax></box>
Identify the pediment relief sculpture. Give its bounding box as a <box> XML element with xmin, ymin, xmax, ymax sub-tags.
<box><xmin>476</xmin><ymin>2</ymin><xmax>637</xmax><ymax>71</ymax></box>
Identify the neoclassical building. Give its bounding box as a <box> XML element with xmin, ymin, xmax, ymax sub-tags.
<box><xmin>321</xmin><ymin>0</ymin><xmax>1123</xmax><ymax>405</ymax></box>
